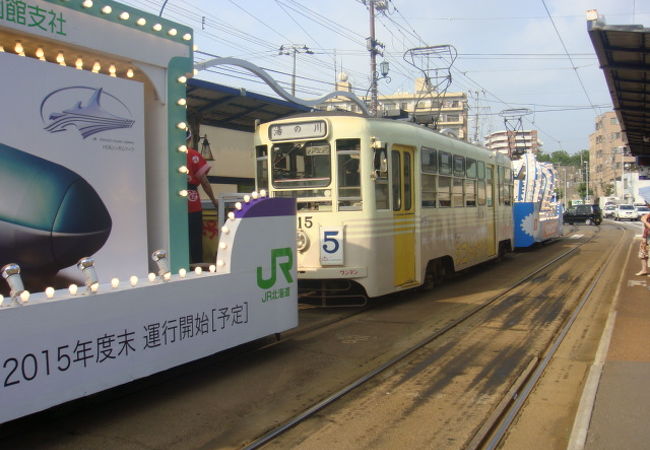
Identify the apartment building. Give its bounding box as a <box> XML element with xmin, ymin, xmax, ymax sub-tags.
<box><xmin>484</xmin><ymin>130</ymin><xmax>542</xmax><ymax>156</ymax></box>
<box><xmin>325</xmin><ymin>74</ymin><xmax>468</xmax><ymax>140</ymax></box>
<box><xmin>588</xmin><ymin>111</ymin><xmax>636</xmax><ymax>200</ymax></box>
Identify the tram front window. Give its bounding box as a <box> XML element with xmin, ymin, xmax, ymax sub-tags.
<box><xmin>271</xmin><ymin>141</ymin><xmax>331</xmax><ymax>188</ymax></box>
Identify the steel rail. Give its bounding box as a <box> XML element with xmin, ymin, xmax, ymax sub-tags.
<box><xmin>243</xmin><ymin>232</ymin><xmax>597</xmax><ymax>449</ymax></box>
<box><xmin>476</xmin><ymin>226</ymin><xmax>628</xmax><ymax>450</ymax></box>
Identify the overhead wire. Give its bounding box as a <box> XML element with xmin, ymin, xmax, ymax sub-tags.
<box><xmin>540</xmin><ymin>0</ymin><xmax>598</xmax><ymax>112</ymax></box>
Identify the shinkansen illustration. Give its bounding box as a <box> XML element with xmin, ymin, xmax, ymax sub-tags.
<box><xmin>254</xmin><ymin>112</ymin><xmax>514</xmax><ymax>300</ymax></box>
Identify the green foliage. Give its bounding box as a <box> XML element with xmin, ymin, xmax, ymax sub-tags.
<box><xmin>535</xmin><ymin>149</ymin><xmax>588</xmax><ymax>167</ymax></box>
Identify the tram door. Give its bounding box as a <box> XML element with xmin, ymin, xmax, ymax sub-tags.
<box><xmin>486</xmin><ymin>165</ymin><xmax>497</xmax><ymax>257</ymax></box>
<box><xmin>392</xmin><ymin>145</ymin><xmax>416</xmax><ymax>286</ymax></box>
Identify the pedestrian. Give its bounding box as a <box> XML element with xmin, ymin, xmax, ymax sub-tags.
<box><xmin>185</xmin><ymin>130</ymin><xmax>218</xmax><ymax>264</ymax></box>
<box><xmin>636</xmin><ymin>186</ymin><xmax>650</xmax><ymax>276</ymax></box>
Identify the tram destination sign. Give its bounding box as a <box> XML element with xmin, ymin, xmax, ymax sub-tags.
<box><xmin>269</xmin><ymin>120</ymin><xmax>327</xmax><ymax>141</ymax></box>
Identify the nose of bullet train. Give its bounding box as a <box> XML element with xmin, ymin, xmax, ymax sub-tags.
<box><xmin>0</xmin><ymin>143</ymin><xmax>112</xmax><ymax>272</ymax></box>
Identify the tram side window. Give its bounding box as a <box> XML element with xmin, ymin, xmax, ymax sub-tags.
<box><xmin>392</xmin><ymin>151</ymin><xmax>401</xmax><ymax>211</ymax></box>
<box><xmin>464</xmin><ymin>179</ymin><xmax>476</xmax><ymax>207</ymax></box>
<box><xmin>453</xmin><ymin>155</ymin><xmax>465</xmax><ymax>178</ymax></box>
<box><xmin>486</xmin><ymin>167</ymin><xmax>494</xmax><ymax>207</ymax></box>
<box><xmin>337</xmin><ymin>139</ymin><xmax>362</xmax><ymax>211</ymax></box>
<box><xmin>374</xmin><ymin>145</ymin><xmax>389</xmax><ymax>210</ymax></box>
<box><xmin>422</xmin><ymin>174</ymin><xmax>437</xmax><ymax>207</ymax></box>
<box><xmin>477</xmin><ymin>161</ymin><xmax>486</xmax><ymax>180</ymax></box>
<box><xmin>255</xmin><ymin>145</ymin><xmax>269</xmax><ymax>193</ymax></box>
<box><xmin>404</xmin><ymin>152</ymin><xmax>412</xmax><ymax>210</ymax></box>
<box><xmin>478</xmin><ymin>180</ymin><xmax>486</xmax><ymax>206</ymax></box>
<box><xmin>505</xmin><ymin>167</ymin><xmax>513</xmax><ymax>205</ymax></box>
<box><xmin>438</xmin><ymin>175</ymin><xmax>451</xmax><ymax>207</ymax></box>
<box><xmin>466</xmin><ymin>158</ymin><xmax>477</xmax><ymax>179</ymax></box>
<box><xmin>452</xmin><ymin>178</ymin><xmax>464</xmax><ymax>207</ymax></box>
<box><xmin>498</xmin><ymin>166</ymin><xmax>513</xmax><ymax>206</ymax></box>
<box><xmin>421</xmin><ymin>147</ymin><xmax>438</xmax><ymax>173</ymax></box>
<box><xmin>439</xmin><ymin>151</ymin><xmax>452</xmax><ymax>175</ymax></box>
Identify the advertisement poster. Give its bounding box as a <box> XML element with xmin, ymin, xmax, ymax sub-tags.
<box><xmin>0</xmin><ymin>52</ymin><xmax>147</xmax><ymax>285</ymax></box>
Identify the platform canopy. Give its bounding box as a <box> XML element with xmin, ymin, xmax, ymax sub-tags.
<box><xmin>186</xmin><ymin>78</ymin><xmax>310</xmax><ymax>132</ymax></box>
<box><xmin>588</xmin><ymin>12</ymin><xmax>650</xmax><ymax>163</ymax></box>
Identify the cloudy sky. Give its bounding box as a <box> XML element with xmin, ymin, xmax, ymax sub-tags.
<box><xmin>121</xmin><ymin>0</ymin><xmax>648</xmax><ymax>154</ymax></box>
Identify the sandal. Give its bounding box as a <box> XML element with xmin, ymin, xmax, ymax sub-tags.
<box><xmin>636</xmin><ymin>271</ymin><xmax>649</xmax><ymax>276</ymax></box>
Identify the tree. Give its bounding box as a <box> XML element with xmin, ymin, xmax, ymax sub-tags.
<box><xmin>550</xmin><ymin>150</ymin><xmax>572</xmax><ymax>166</ymax></box>
<box><xmin>577</xmin><ymin>182</ymin><xmax>594</xmax><ymax>200</ymax></box>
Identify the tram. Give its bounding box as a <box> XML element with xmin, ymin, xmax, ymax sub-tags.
<box><xmin>254</xmin><ymin>112</ymin><xmax>514</xmax><ymax>299</ymax></box>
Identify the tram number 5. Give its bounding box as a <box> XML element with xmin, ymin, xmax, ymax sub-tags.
<box><xmin>322</xmin><ymin>231</ymin><xmax>339</xmax><ymax>253</ymax></box>
<box><xmin>320</xmin><ymin>227</ymin><xmax>344</xmax><ymax>265</ymax></box>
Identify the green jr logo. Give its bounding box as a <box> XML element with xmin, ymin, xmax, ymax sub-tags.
<box><xmin>256</xmin><ymin>248</ymin><xmax>294</xmax><ymax>289</ymax></box>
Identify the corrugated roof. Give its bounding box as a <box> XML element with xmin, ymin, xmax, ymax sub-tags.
<box><xmin>186</xmin><ymin>78</ymin><xmax>310</xmax><ymax>132</ymax></box>
<box><xmin>588</xmin><ymin>16</ymin><xmax>650</xmax><ymax>161</ymax></box>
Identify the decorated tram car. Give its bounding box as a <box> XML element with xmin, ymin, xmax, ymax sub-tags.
<box><xmin>254</xmin><ymin>112</ymin><xmax>514</xmax><ymax>299</ymax></box>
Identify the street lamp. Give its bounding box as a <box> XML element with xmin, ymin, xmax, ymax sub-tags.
<box><xmin>278</xmin><ymin>44</ymin><xmax>313</xmax><ymax>96</ymax></box>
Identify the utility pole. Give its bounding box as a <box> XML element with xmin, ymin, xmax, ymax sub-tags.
<box><xmin>364</xmin><ymin>0</ymin><xmax>386</xmax><ymax>116</ymax></box>
<box><xmin>279</xmin><ymin>44</ymin><xmax>313</xmax><ymax>96</ymax></box>
<box><xmin>472</xmin><ymin>90</ymin><xmax>480</xmax><ymax>143</ymax></box>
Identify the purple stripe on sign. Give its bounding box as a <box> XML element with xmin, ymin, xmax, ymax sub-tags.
<box><xmin>234</xmin><ymin>197</ymin><xmax>296</xmax><ymax>219</ymax></box>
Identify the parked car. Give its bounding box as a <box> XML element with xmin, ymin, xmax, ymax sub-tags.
<box><xmin>635</xmin><ymin>204</ymin><xmax>650</xmax><ymax>220</ymax></box>
<box><xmin>603</xmin><ymin>204</ymin><xmax>617</xmax><ymax>218</ymax></box>
<box><xmin>614</xmin><ymin>204</ymin><xmax>637</xmax><ymax>221</ymax></box>
<box><xmin>563</xmin><ymin>204</ymin><xmax>602</xmax><ymax>225</ymax></box>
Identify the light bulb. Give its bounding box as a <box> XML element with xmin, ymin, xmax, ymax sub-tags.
<box><xmin>136</xmin><ymin>18</ymin><xmax>146</xmax><ymax>26</ymax></box>
<box><xmin>92</xmin><ymin>61</ymin><xmax>101</xmax><ymax>73</ymax></box>
<box><xmin>75</xmin><ymin>57</ymin><xmax>83</xmax><ymax>69</ymax></box>
<box><xmin>126</xmin><ymin>68</ymin><xmax>134</xmax><ymax>78</ymax></box>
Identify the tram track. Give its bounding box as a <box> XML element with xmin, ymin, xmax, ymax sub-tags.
<box><xmin>0</xmin><ymin>226</ymin><xmax>624</xmax><ymax>450</ymax></box>
<box><xmin>469</xmin><ymin>225</ymin><xmax>628</xmax><ymax>449</ymax></box>
<box><xmin>244</xmin><ymin>227</ymin><xmax>612</xmax><ymax>449</ymax></box>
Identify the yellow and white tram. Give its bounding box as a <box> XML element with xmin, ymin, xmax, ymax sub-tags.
<box><xmin>254</xmin><ymin>112</ymin><xmax>513</xmax><ymax>299</ymax></box>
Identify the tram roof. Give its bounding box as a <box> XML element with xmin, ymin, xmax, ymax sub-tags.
<box><xmin>186</xmin><ymin>78</ymin><xmax>311</xmax><ymax>132</ymax></box>
<box><xmin>588</xmin><ymin>14</ymin><xmax>650</xmax><ymax>163</ymax></box>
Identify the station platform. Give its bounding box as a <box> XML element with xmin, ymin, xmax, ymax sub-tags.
<box><xmin>569</xmin><ymin>225</ymin><xmax>650</xmax><ymax>449</ymax></box>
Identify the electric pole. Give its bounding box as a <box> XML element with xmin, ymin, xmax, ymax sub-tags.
<box><xmin>279</xmin><ymin>44</ymin><xmax>314</xmax><ymax>96</ymax></box>
<box><xmin>364</xmin><ymin>0</ymin><xmax>387</xmax><ymax>116</ymax></box>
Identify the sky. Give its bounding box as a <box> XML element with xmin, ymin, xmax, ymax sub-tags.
<box><xmin>119</xmin><ymin>0</ymin><xmax>650</xmax><ymax>154</ymax></box>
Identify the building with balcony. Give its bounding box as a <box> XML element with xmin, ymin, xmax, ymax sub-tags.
<box><xmin>325</xmin><ymin>74</ymin><xmax>468</xmax><ymax>140</ymax></box>
<box><xmin>484</xmin><ymin>130</ymin><xmax>542</xmax><ymax>157</ymax></box>
<box><xmin>588</xmin><ymin>111</ymin><xmax>636</xmax><ymax>201</ymax></box>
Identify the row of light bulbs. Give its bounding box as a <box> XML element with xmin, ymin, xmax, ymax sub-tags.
<box><xmin>79</xmin><ymin>0</ymin><xmax>192</xmax><ymax>41</ymax></box>
<box><xmin>1</xmin><ymin>42</ymin><xmax>136</xmax><ymax>78</ymax></box>
<box><xmin>0</xmin><ymin>251</ymin><xmax>219</xmax><ymax>307</ymax></box>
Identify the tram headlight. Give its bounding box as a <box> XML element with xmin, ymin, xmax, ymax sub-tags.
<box><xmin>297</xmin><ymin>230</ymin><xmax>310</xmax><ymax>252</ymax></box>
